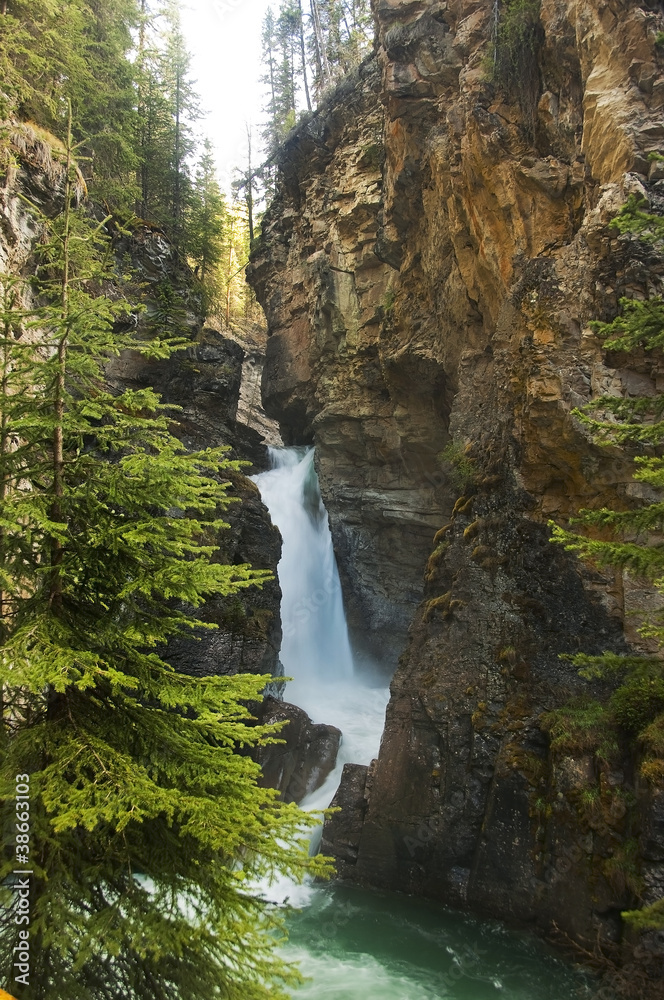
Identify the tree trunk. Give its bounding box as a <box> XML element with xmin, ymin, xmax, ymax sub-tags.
<box><xmin>311</xmin><ymin>0</ymin><xmax>332</xmax><ymax>88</ymax></box>
<box><xmin>226</xmin><ymin>215</ymin><xmax>234</xmax><ymax>326</ymax></box>
<box><xmin>136</xmin><ymin>0</ymin><xmax>148</xmax><ymax>217</ymax></box>
<box><xmin>268</xmin><ymin>40</ymin><xmax>276</xmax><ymax>110</ymax></box>
<box><xmin>0</xmin><ymin>283</ymin><xmax>12</xmax><ymax>633</ymax></box>
<box><xmin>173</xmin><ymin>66</ymin><xmax>182</xmax><ymax>247</ymax></box>
<box><xmin>298</xmin><ymin>0</ymin><xmax>312</xmax><ymax>111</ymax></box>
<box><xmin>51</xmin><ymin>105</ymin><xmax>75</xmax><ymax>610</ymax></box>
<box><xmin>245</xmin><ymin>127</ymin><xmax>254</xmax><ymax>245</ymax></box>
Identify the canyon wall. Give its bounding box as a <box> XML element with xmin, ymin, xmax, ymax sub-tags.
<box><xmin>249</xmin><ymin>0</ymin><xmax>664</xmax><ymax>952</ymax></box>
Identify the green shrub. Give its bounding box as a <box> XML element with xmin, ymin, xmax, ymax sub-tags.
<box><xmin>540</xmin><ymin>698</ymin><xmax>619</xmax><ymax>762</ymax></box>
<box><xmin>491</xmin><ymin>0</ymin><xmax>543</xmax><ymax>139</ymax></box>
<box><xmin>610</xmin><ymin>674</ymin><xmax>664</xmax><ymax>734</ymax></box>
<box><xmin>603</xmin><ymin>838</ymin><xmax>644</xmax><ymax>897</ymax></box>
<box><xmin>439</xmin><ymin>442</ymin><xmax>476</xmax><ymax>493</ymax></box>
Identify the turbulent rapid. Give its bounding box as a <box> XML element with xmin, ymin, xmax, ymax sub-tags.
<box><xmin>252</xmin><ymin>447</ymin><xmax>589</xmax><ymax>1000</ymax></box>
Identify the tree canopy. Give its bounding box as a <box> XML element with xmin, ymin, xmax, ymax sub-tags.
<box><xmin>0</xmin><ymin>108</ymin><xmax>330</xmax><ymax>999</ymax></box>
<box><xmin>259</xmin><ymin>0</ymin><xmax>374</xmax><ymax>156</ymax></box>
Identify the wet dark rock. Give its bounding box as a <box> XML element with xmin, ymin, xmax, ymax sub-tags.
<box><xmin>257</xmin><ymin>697</ymin><xmax>342</xmax><ymax>803</ymax></box>
<box><xmin>321</xmin><ymin>763</ymin><xmax>370</xmax><ymax>867</ymax></box>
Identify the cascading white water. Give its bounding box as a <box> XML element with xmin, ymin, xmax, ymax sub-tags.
<box><xmin>253</xmin><ymin>447</ymin><xmax>354</xmax><ymax>698</ymax></box>
<box><xmin>252</xmin><ymin>447</ymin><xmax>585</xmax><ymax>1000</ymax></box>
<box><xmin>252</xmin><ymin>447</ymin><xmax>390</xmax><ymax>814</ymax></box>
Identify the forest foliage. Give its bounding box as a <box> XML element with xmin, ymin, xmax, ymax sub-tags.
<box><xmin>0</xmin><ymin>1</ymin><xmax>376</xmax><ymax>330</ymax></box>
<box><xmin>0</xmin><ymin>0</ymin><xmax>259</xmax><ymax>331</ymax></box>
<box><xmin>258</xmin><ymin>1</ymin><xmax>373</xmax><ymax>166</ymax></box>
<box><xmin>0</xmin><ymin>4</ymin><xmax>338</xmax><ymax>996</ymax></box>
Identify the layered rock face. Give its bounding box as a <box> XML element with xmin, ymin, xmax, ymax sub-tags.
<box><xmin>250</xmin><ymin>0</ymin><xmax>664</xmax><ymax>947</ymax></box>
<box><xmin>249</xmin><ymin>61</ymin><xmax>454</xmax><ymax>671</ymax></box>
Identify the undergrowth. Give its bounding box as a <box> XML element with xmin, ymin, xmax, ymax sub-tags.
<box><xmin>490</xmin><ymin>0</ymin><xmax>543</xmax><ymax>140</ymax></box>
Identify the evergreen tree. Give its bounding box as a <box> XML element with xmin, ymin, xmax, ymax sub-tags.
<box><xmin>232</xmin><ymin>126</ymin><xmax>259</xmax><ymax>247</ymax></box>
<box><xmin>161</xmin><ymin>0</ymin><xmax>200</xmax><ymax>248</ymax></box>
<box><xmin>135</xmin><ymin>41</ymin><xmax>175</xmax><ymax>223</ymax></box>
<box><xmin>223</xmin><ymin>200</ymin><xmax>249</xmax><ymax>328</ymax></box>
<box><xmin>275</xmin><ymin>4</ymin><xmax>298</xmax><ymax>138</ymax></box>
<box><xmin>135</xmin><ymin>0</ymin><xmax>172</xmax><ymax>220</ymax></box>
<box><xmin>187</xmin><ymin>139</ymin><xmax>228</xmax><ymax>312</ymax></box>
<box><xmin>67</xmin><ymin>0</ymin><xmax>141</xmax><ymax>212</ymax></box>
<box><xmin>132</xmin><ymin>1</ymin><xmax>203</xmax><ymax>244</ymax></box>
<box><xmin>550</xmin><ymin>195</ymin><xmax>664</xmax><ymax>932</ymax></box>
<box><xmin>297</xmin><ymin>0</ymin><xmax>313</xmax><ymax>111</ymax></box>
<box><xmin>309</xmin><ymin>0</ymin><xmax>332</xmax><ymax>92</ymax></box>
<box><xmin>337</xmin><ymin>0</ymin><xmax>374</xmax><ymax>69</ymax></box>
<box><xmin>0</xmin><ymin>0</ymin><xmax>141</xmax><ymax>213</ymax></box>
<box><xmin>259</xmin><ymin>8</ymin><xmax>281</xmax><ymax>155</ymax></box>
<box><xmin>0</xmin><ymin>112</ymin><xmax>329</xmax><ymax>1000</ymax></box>
<box><xmin>258</xmin><ymin>0</ymin><xmax>373</xmax><ymax>157</ymax></box>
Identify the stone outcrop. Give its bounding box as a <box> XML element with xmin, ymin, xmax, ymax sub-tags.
<box><xmin>237</xmin><ymin>346</ymin><xmax>284</xmax><ymax>450</ymax></box>
<box><xmin>249</xmin><ymin>0</ymin><xmax>664</xmax><ymax>951</ymax></box>
<box><xmin>249</xmin><ymin>60</ymin><xmax>454</xmax><ymax>673</ymax></box>
<box><xmin>257</xmin><ymin>697</ymin><xmax>342</xmax><ymax>803</ymax></box>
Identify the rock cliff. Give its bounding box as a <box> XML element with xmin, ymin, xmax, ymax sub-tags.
<box><xmin>249</xmin><ymin>0</ymin><xmax>664</xmax><ymax>957</ymax></box>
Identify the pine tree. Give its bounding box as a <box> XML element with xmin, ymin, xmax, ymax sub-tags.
<box><xmin>337</xmin><ymin>0</ymin><xmax>373</xmax><ymax>70</ymax></box>
<box><xmin>135</xmin><ymin>0</ymin><xmax>171</xmax><ymax>219</ymax></box>
<box><xmin>309</xmin><ymin>0</ymin><xmax>332</xmax><ymax>92</ymax></box>
<box><xmin>187</xmin><ymin>139</ymin><xmax>228</xmax><ymax>313</ymax></box>
<box><xmin>0</xmin><ymin>0</ymin><xmax>141</xmax><ymax>213</ymax></box>
<box><xmin>276</xmin><ymin>4</ymin><xmax>298</xmax><ymax>137</ymax></box>
<box><xmin>0</xmin><ymin>111</ymin><xmax>330</xmax><ymax>1000</ymax></box>
<box><xmin>161</xmin><ymin>0</ymin><xmax>200</xmax><ymax>248</ymax></box>
<box><xmin>232</xmin><ymin>126</ymin><xmax>259</xmax><ymax>247</ymax></box>
<box><xmin>223</xmin><ymin>201</ymin><xmax>248</xmax><ymax>328</ymax></box>
<box><xmin>550</xmin><ymin>194</ymin><xmax>664</xmax><ymax>932</ymax></box>
<box><xmin>297</xmin><ymin>0</ymin><xmax>313</xmax><ymax>111</ymax></box>
<box><xmin>259</xmin><ymin>8</ymin><xmax>281</xmax><ymax>156</ymax></box>
<box><xmin>258</xmin><ymin>0</ymin><xmax>373</xmax><ymax>158</ymax></box>
<box><xmin>67</xmin><ymin>0</ymin><xmax>141</xmax><ymax>212</ymax></box>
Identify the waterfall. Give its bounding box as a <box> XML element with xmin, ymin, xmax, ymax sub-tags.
<box><xmin>252</xmin><ymin>447</ymin><xmax>587</xmax><ymax>1000</ymax></box>
<box><xmin>253</xmin><ymin>447</ymin><xmax>353</xmax><ymax>697</ymax></box>
<box><xmin>252</xmin><ymin>446</ymin><xmax>389</xmax><ymax>812</ymax></box>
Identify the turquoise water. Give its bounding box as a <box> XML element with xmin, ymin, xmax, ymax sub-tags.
<box><xmin>283</xmin><ymin>883</ymin><xmax>591</xmax><ymax>1000</ymax></box>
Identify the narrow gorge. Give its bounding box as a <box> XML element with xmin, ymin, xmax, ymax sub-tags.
<box><xmin>246</xmin><ymin>0</ymin><xmax>664</xmax><ymax>971</ymax></box>
<box><xmin>2</xmin><ymin>1</ymin><xmax>664</xmax><ymax>996</ymax></box>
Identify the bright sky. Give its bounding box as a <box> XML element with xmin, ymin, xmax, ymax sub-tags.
<box><xmin>179</xmin><ymin>0</ymin><xmax>274</xmax><ymax>192</ymax></box>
